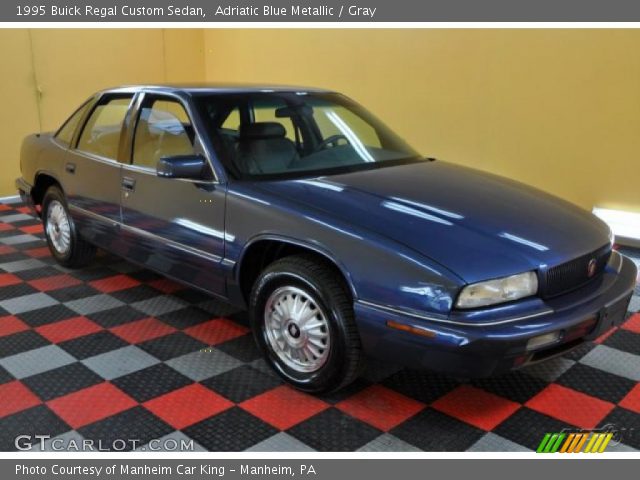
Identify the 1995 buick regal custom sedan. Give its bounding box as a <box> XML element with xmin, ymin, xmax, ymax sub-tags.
<box><xmin>16</xmin><ymin>84</ymin><xmax>638</xmax><ymax>392</ymax></box>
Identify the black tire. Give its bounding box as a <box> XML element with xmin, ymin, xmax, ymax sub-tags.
<box><xmin>249</xmin><ymin>254</ymin><xmax>364</xmax><ymax>393</ymax></box>
<box><xmin>42</xmin><ymin>185</ymin><xmax>96</xmax><ymax>268</ymax></box>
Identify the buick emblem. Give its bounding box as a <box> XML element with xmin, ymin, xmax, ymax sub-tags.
<box><xmin>587</xmin><ymin>258</ymin><xmax>597</xmax><ymax>278</ymax></box>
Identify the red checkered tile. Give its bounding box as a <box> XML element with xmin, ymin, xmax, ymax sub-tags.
<box><xmin>0</xmin><ymin>223</ymin><xmax>14</xmax><ymax>232</ymax></box>
<box><xmin>336</xmin><ymin>384</ymin><xmax>424</xmax><ymax>431</ymax></box>
<box><xmin>24</xmin><ymin>246</ymin><xmax>51</xmax><ymax>258</ymax></box>
<box><xmin>0</xmin><ymin>245</ymin><xmax>16</xmax><ymax>255</ymax></box>
<box><xmin>185</xmin><ymin>318</ymin><xmax>249</xmax><ymax>346</ymax></box>
<box><xmin>240</xmin><ymin>385</ymin><xmax>329</xmax><ymax>430</ymax></box>
<box><xmin>148</xmin><ymin>278</ymin><xmax>185</xmax><ymax>294</ymax></box>
<box><xmin>46</xmin><ymin>382</ymin><xmax>137</xmax><ymax>429</ymax></box>
<box><xmin>0</xmin><ymin>273</ymin><xmax>22</xmax><ymax>288</ymax></box>
<box><xmin>89</xmin><ymin>274</ymin><xmax>141</xmax><ymax>293</ymax></box>
<box><xmin>0</xmin><ymin>204</ymin><xmax>11</xmax><ymax>212</ymax></box>
<box><xmin>431</xmin><ymin>385</ymin><xmax>521</xmax><ymax>431</ymax></box>
<box><xmin>594</xmin><ymin>326</ymin><xmax>618</xmax><ymax>344</ymax></box>
<box><xmin>19</xmin><ymin>224</ymin><xmax>43</xmax><ymax>234</ymax></box>
<box><xmin>143</xmin><ymin>384</ymin><xmax>233</xmax><ymax>429</ymax></box>
<box><xmin>525</xmin><ymin>384</ymin><xmax>615</xmax><ymax>429</ymax></box>
<box><xmin>35</xmin><ymin>316</ymin><xmax>103</xmax><ymax>343</ymax></box>
<box><xmin>619</xmin><ymin>384</ymin><xmax>640</xmax><ymax>414</ymax></box>
<box><xmin>0</xmin><ymin>315</ymin><xmax>30</xmax><ymax>337</ymax></box>
<box><xmin>16</xmin><ymin>207</ymin><xmax>32</xmax><ymax>214</ymax></box>
<box><xmin>622</xmin><ymin>313</ymin><xmax>640</xmax><ymax>334</ymax></box>
<box><xmin>28</xmin><ymin>274</ymin><xmax>82</xmax><ymax>292</ymax></box>
<box><xmin>110</xmin><ymin>317</ymin><xmax>176</xmax><ymax>344</ymax></box>
<box><xmin>0</xmin><ymin>381</ymin><xmax>41</xmax><ymax>418</ymax></box>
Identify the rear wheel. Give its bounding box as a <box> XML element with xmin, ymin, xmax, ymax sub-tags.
<box><xmin>42</xmin><ymin>186</ymin><xmax>95</xmax><ymax>268</ymax></box>
<box><xmin>250</xmin><ymin>254</ymin><xmax>364</xmax><ymax>393</ymax></box>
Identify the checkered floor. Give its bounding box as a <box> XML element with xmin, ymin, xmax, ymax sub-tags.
<box><xmin>1</xmin><ymin>198</ymin><xmax>639</xmax><ymax>452</ymax></box>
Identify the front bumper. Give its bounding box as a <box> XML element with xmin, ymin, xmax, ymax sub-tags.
<box><xmin>355</xmin><ymin>251</ymin><xmax>638</xmax><ymax>377</ymax></box>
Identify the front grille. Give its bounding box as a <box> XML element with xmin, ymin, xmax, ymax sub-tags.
<box><xmin>541</xmin><ymin>244</ymin><xmax>611</xmax><ymax>298</ymax></box>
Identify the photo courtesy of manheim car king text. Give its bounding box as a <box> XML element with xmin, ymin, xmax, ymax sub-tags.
<box><xmin>0</xmin><ymin>0</ymin><xmax>639</xmax><ymax>478</ymax></box>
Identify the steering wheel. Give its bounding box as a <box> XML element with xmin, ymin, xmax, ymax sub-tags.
<box><xmin>314</xmin><ymin>134</ymin><xmax>350</xmax><ymax>152</ymax></box>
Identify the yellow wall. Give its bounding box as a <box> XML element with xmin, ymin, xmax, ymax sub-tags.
<box><xmin>0</xmin><ymin>29</ymin><xmax>204</xmax><ymax>195</ymax></box>
<box><xmin>204</xmin><ymin>29</ymin><xmax>640</xmax><ymax>213</ymax></box>
<box><xmin>0</xmin><ymin>30</ymin><xmax>41</xmax><ymax>196</ymax></box>
<box><xmin>2</xmin><ymin>29</ymin><xmax>639</xmax><ymax>214</ymax></box>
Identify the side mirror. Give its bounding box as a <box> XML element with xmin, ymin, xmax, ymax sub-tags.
<box><xmin>156</xmin><ymin>154</ymin><xmax>206</xmax><ymax>180</ymax></box>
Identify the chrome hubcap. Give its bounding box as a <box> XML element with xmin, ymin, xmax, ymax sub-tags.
<box><xmin>264</xmin><ymin>286</ymin><xmax>331</xmax><ymax>373</ymax></box>
<box><xmin>46</xmin><ymin>200</ymin><xmax>71</xmax><ymax>255</ymax></box>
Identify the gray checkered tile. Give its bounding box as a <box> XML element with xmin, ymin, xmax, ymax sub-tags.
<box><xmin>65</xmin><ymin>294</ymin><xmax>125</xmax><ymax>315</ymax></box>
<box><xmin>521</xmin><ymin>357</ymin><xmax>576</xmax><ymax>382</ymax></box>
<box><xmin>467</xmin><ymin>432</ymin><xmax>531</xmax><ymax>452</ymax></box>
<box><xmin>132</xmin><ymin>296</ymin><xmax>186</xmax><ymax>316</ymax></box>
<box><xmin>0</xmin><ymin>234</ymin><xmax>41</xmax><ymax>245</ymax></box>
<box><xmin>246</xmin><ymin>432</ymin><xmax>316</xmax><ymax>452</ymax></box>
<box><xmin>0</xmin><ymin>258</ymin><xmax>46</xmax><ymax>273</ymax></box>
<box><xmin>0</xmin><ymin>214</ymin><xmax>36</xmax><ymax>223</ymax></box>
<box><xmin>580</xmin><ymin>345</ymin><xmax>640</xmax><ymax>381</ymax></box>
<box><xmin>357</xmin><ymin>433</ymin><xmax>422</xmax><ymax>452</ymax></box>
<box><xmin>82</xmin><ymin>345</ymin><xmax>159</xmax><ymax>380</ymax></box>
<box><xmin>0</xmin><ymin>292</ymin><xmax>58</xmax><ymax>314</ymax></box>
<box><xmin>0</xmin><ymin>345</ymin><xmax>75</xmax><ymax>379</ymax></box>
<box><xmin>166</xmin><ymin>349</ymin><xmax>242</xmax><ymax>381</ymax></box>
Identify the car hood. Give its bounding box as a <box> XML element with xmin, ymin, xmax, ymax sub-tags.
<box><xmin>254</xmin><ymin>161</ymin><xmax>611</xmax><ymax>283</ymax></box>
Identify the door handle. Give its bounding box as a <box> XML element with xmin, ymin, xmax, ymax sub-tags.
<box><xmin>122</xmin><ymin>177</ymin><xmax>136</xmax><ymax>192</ymax></box>
<box><xmin>65</xmin><ymin>162</ymin><xmax>76</xmax><ymax>174</ymax></box>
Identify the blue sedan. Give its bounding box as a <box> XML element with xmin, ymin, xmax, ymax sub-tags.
<box><xmin>16</xmin><ymin>85</ymin><xmax>638</xmax><ymax>392</ymax></box>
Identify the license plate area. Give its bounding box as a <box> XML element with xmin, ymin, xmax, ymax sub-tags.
<box><xmin>586</xmin><ymin>294</ymin><xmax>632</xmax><ymax>340</ymax></box>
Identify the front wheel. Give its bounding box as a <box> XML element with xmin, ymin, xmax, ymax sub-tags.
<box><xmin>42</xmin><ymin>186</ymin><xmax>96</xmax><ymax>268</ymax></box>
<box><xmin>249</xmin><ymin>255</ymin><xmax>364</xmax><ymax>393</ymax></box>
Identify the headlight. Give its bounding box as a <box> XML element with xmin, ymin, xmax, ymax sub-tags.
<box><xmin>455</xmin><ymin>271</ymin><xmax>538</xmax><ymax>309</ymax></box>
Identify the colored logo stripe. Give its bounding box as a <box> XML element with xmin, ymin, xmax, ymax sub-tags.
<box><xmin>538</xmin><ymin>432</ymin><xmax>614</xmax><ymax>453</ymax></box>
<box><xmin>537</xmin><ymin>433</ymin><xmax>566</xmax><ymax>453</ymax></box>
<box><xmin>559</xmin><ymin>433</ymin><xmax>575</xmax><ymax>453</ymax></box>
<box><xmin>585</xmin><ymin>433</ymin><xmax>613</xmax><ymax>453</ymax></box>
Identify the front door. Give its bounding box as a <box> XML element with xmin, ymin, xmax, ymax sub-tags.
<box><xmin>119</xmin><ymin>94</ymin><xmax>227</xmax><ymax>297</ymax></box>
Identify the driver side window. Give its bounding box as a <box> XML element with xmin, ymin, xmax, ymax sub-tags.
<box><xmin>132</xmin><ymin>98</ymin><xmax>196</xmax><ymax>170</ymax></box>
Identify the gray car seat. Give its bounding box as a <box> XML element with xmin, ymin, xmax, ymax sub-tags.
<box><xmin>237</xmin><ymin>122</ymin><xmax>299</xmax><ymax>174</ymax></box>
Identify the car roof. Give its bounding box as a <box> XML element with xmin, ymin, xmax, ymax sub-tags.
<box><xmin>101</xmin><ymin>83</ymin><xmax>334</xmax><ymax>95</ymax></box>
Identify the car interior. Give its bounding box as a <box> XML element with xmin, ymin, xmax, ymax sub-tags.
<box><xmin>202</xmin><ymin>96</ymin><xmax>414</xmax><ymax>179</ymax></box>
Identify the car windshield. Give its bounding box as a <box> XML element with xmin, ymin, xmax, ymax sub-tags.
<box><xmin>193</xmin><ymin>91</ymin><xmax>422</xmax><ymax>180</ymax></box>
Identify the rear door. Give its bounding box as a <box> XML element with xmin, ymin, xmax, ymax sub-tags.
<box><xmin>119</xmin><ymin>92</ymin><xmax>227</xmax><ymax>297</ymax></box>
<box><xmin>64</xmin><ymin>93</ymin><xmax>135</xmax><ymax>251</ymax></box>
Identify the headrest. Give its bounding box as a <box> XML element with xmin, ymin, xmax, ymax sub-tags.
<box><xmin>240</xmin><ymin>122</ymin><xmax>286</xmax><ymax>140</ymax></box>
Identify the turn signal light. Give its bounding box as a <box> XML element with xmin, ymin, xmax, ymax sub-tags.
<box><xmin>386</xmin><ymin>320</ymin><xmax>436</xmax><ymax>338</ymax></box>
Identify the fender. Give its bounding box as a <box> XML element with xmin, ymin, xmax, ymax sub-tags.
<box><xmin>236</xmin><ymin>233</ymin><xmax>359</xmax><ymax>301</ymax></box>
